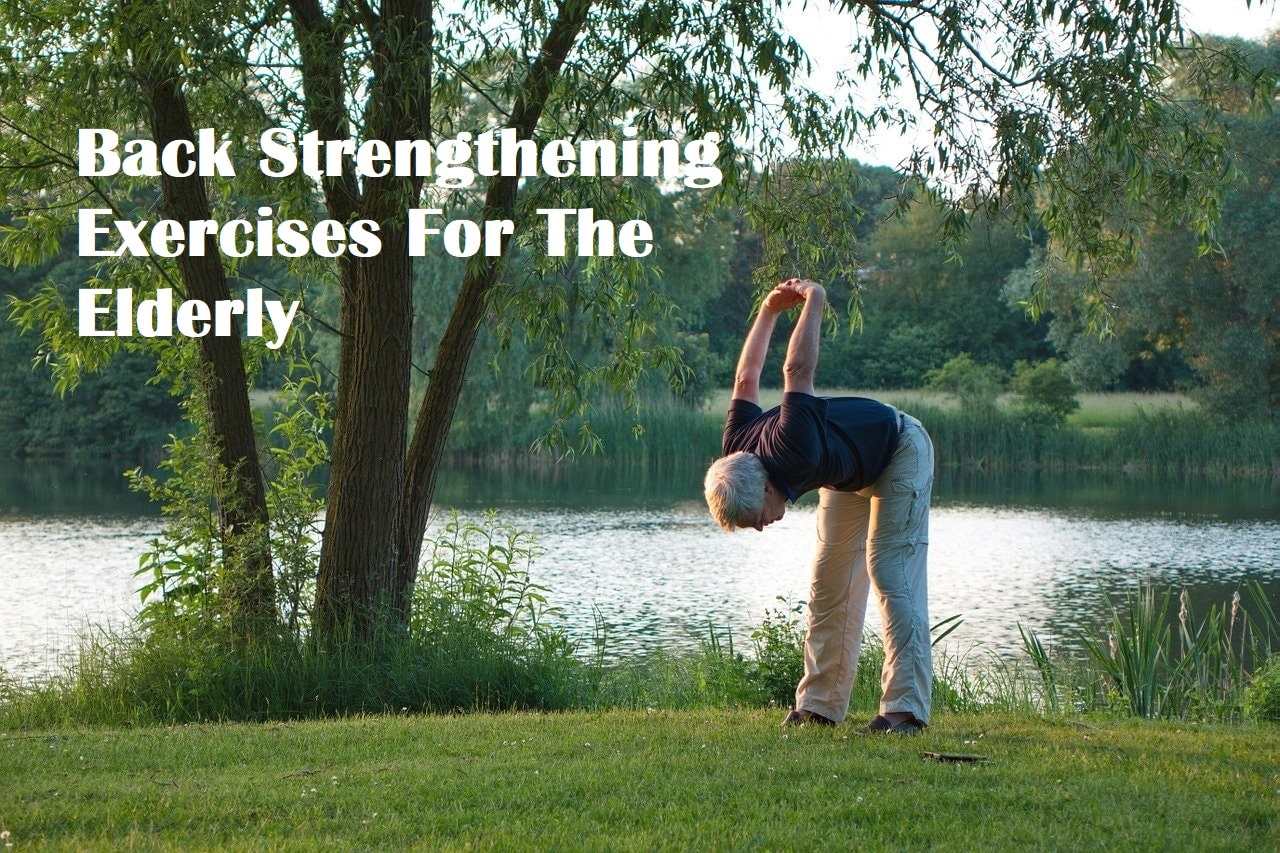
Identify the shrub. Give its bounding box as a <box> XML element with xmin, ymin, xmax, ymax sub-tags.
<box><xmin>924</xmin><ymin>353</ymin><xmax>1005</xmax><ymax>410</ymax></box>
<box><xmin>748</xmin><ymin>598</ymin><xmax>806</xmax><ymax>707</ymax></box>
<box><xmin>1010</xmin><ymin>359</ymin><xmax>1080</xmax><ymax>423</ymax></box>
<box><xmin>1</xmin><ymin>507</ymin><xmax>590</xmax><ymax>727</ymax></box>
<box><xmin>1244</xmin><ymin>657</ymin><xmax>1280</xmax><ymax>723</ymax></box>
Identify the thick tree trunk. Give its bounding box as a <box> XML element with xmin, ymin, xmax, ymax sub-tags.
<box><xmin>314</xmin><ymin>226</ymin><xmax>414</xmax><ymax>636</ymax></box>
<box><xmin>394</xmin><ymin>0</ymin><xmax>595</xmax><ymax>616</ymax></box>
<box><xmin>294</xmin><ymin>0</ymin><xmax>432</xmax><ymax>639</ymax></box>
<box><xmin>291</xmin><ymin>0</ymin><xmax>589</xmax><ymax>633</ymax></box>
<box><xmin>125</xmin><ymin>5</ymin><xmax>275</xmax><ymax>636</ymax></box>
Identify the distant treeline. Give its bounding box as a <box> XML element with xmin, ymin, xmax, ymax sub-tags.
<box><xmin>3</xmin><ymin>54</ymin><xmax>1277</xmax><ymax>460</ymax></box>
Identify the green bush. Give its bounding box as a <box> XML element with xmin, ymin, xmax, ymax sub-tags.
<box><xmin>924</xmin><ymin>353</ymin><xmax>1005</xmax><ymax>410</ymax></box>
<box><xmin>1010</xmin><ymin>359</ymin><xmax>1080</xmax><ymax>423</ymax></box>
<box><xmin>748</xmin><ymin>599</ymin><xmax>806</xmax><ymax>707</ymax></box>
<box><xmin>1244</xmin><ymin>657</ymin><xmax>1280</xmax><ymax>723</ymax></box>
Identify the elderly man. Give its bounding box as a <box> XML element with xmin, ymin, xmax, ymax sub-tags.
<box><xmin>703</xmin><ymin>278</ymin><xmax>934</xmax><ymax>735</ymax></box>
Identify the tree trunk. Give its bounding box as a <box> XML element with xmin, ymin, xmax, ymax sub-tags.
<box><xmin>394</xmin><ymin>0</ymin><xmax>595</xmax><ymax>615</ymax></box>
<box><xmin>290</xmin><ymin>0</ymin><xmax>589</xmax><ymax>633</ymax></box>
<box><xmin>313</xmin><ymin>226</ymin><xmax>414</xmax><ymax>636</ymax></box>
<box><xmin>125</xmin><ymin>3</ymin><xmax>275</xmax><ymax>637</ymax></box>
<box><xmin>294</xmin><ymin>0</ymin><xmax>432</xmax><ymax>640</ymax></box>
<box><xmin>394</xmin><ymin>179</ymin><xmax>518</xmax><ymax>617</ymax></box>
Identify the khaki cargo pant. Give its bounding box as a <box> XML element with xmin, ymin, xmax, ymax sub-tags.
<box><xmin>795</xmin><ymin>412</ymin><xmax>934</xmax><ymax>725</ymax></box>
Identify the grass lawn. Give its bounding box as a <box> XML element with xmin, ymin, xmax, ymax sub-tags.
<box><xmin>1066</xmin><ymin>392</ymin><xmax>1197</xmax><ymax>428</ymax></box>
<box><xmin>3</xmin><ymin>709</ymin><xmax>1276</xmax><ymax>849</ymax></box>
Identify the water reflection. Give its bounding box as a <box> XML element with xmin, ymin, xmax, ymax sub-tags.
<box><xmin>435</xmin><ymin>460</ymin><xmax>1280</xmax><ymax>520</ymax></box>
<box><xmin>939</xmin><ymin>468</ymin><xmax>1280</xmax><ymax>521</ymax></box>
<box><xmin>1</xmin><ymin>457</ymin><xmax>1276</xmax><ymax>679</ymax></box>
<box><xmin>422</xmin><ymin>501</ymin><xmax>1278</xmax><ymax>662</ymax></box>
<box><xmin>0</xmin><ymin>456</ymin><xmax>157</xmax><ymax>519</ymax></box>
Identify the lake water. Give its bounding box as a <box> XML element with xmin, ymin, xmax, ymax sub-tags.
<box><xmin>1</xmin><ymin>456</ymin><xmax>1277</xmax><ymax>681</ymax></box>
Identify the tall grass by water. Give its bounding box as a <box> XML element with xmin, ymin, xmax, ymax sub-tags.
<box><xmin>512</xmin><ymin>391</ymin><xmax>1278</xmax><ymax>477</ymax></box>
<box><xmin>911</xmin><ymin>402</ymin><xmax>1278</xmax><ymax>476</ymax></box>
<box><xmin>1041</xmin><ymin>581</ymin><xmax>1280</xmax><ymax>720</ymax></box>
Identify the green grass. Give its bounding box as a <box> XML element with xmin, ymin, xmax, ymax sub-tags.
<box><xmin>705</xmin><ymin>386</ymin><xmax>957</xmax><ymax>415</ymax></box>
<box><xmin>2</xmin><ymin>709</ymin><xmax>1276</xmax><ymax>849</ymax></box>
<box><xmin>1066</xmin><ymin>392</ymin><xmax>1196</xmax><ymax>428</ymax></box>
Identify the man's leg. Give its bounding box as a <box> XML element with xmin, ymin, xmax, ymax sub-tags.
<box><xmin>864</xmin><ymin>415</ymin><xmax>934</xmax><ymax>725</ymax></box>
<box><xmin>793</xmin><ymin>487</ymin><xmax>872</xmax><ymax>724</ymax></box>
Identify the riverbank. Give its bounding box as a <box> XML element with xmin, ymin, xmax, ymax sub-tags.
<box><xmin>1</xmin><ymin>709</ymin><xmax>1275</xmax><ymax>849</ymax></box>
<box><xmin>443</xmin><ymin>390</ymin><xmax>1279</xmax><ymax>477</ymax></box>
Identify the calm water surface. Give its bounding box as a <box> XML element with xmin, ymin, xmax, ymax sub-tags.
<box><xmin>1</xmin><ymin>457</ymin><xmax>1277</xmax><ymax>680</ymax></box>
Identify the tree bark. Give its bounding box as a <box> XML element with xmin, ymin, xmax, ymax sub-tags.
<box><xmin>394</xmin><ymin>0</ymin><xmax>595</xmax><ymax>616</ymax></box>
<box><xmin>124</xmin><ymin>2</ymin><xmax>275</xmax><ymax>637</ymax></box>
<box><xmin>313</xmin><ymin>225</ymin><xmax>415</xmax><ymax>636</ymax></box>
<box><xmin>293</xmin><ymin>0</ymin><xmax>432</xmax><ymax>639</ymax></box>
<box><xmin>290</xmin><ymin>0</ymin><xmax>589</xmax><ymax>633</ymax></box>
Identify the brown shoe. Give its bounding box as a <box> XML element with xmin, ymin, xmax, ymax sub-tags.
<box><xmin>781</xmin><ymin>708</ymin><xmax>837</xmax><ymax>727</ymax></box>
<box><xmin>856</xmin><ymin>714</ymin><xmax>925</xmax><ymax>736</ymax></box>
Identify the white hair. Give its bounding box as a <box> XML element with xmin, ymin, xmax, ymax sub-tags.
<box><xmin>704</xmin><ymin>451</ymin><xmax>767</xmax><ymax>532</ymax></box>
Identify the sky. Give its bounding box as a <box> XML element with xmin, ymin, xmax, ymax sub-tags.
<box><xmin>781</xmin><ymin>0</ymin><xmax>1280</xmax><ymax>168</ymax></box>
<box><xmin>1179</xmin><ymin>0</ymin><xmax>1279</xmax><ymax>37</ymax></box>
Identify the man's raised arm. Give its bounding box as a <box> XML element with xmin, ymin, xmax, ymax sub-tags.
<box><xmin>782</xmin><ymin>280</ymin><xmax>825</xmax><ymax>397</ymax></box>
<box><xmin>731</xmin><ymin>280</ymin><xmax>797</xmax><ymax>403</ymax></box>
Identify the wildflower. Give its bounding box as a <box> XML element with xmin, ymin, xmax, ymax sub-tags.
<box><xmin>1230</xmin><ymin>591</ymin><xmax>1242</xmax><ymax>634</ymax></box>
<box><xmin>1179</xmin><ymin>590</ymin><xmax>1189</xmax><ymax>634</ymax></box>
<box><xmin>1108</xmin><ymin>633</ymin><xmax>1118</xmax><ymax>660</ymax></box>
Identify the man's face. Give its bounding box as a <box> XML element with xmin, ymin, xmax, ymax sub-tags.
<box><xmin>749</xmin><ymin>481</ymin><xmax>787</xmax><ymax>531</ymax></box>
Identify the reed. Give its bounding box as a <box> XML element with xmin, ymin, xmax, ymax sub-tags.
<box><xmin>573</xmin><ymin>405</ymin><xmax>723</xmax><ymax>466</ymax></box>
<box><xmin>906</xmin><ymin>402</ymin><xmax>1277</xmax><ymax>476</ymax></box>
<box><xmin>6</xmin><ymin>579</ymin><xmax>1275</xmax><ymax>729</ymax></box>
<box><xmin>1020</xmin><ymin>581</ymin><xmax>1280</xmax><ymax>721</ymax></box>
<box><xmin>447</xmin><ymin>394</ymin><xmax>1277</xmax><ymax>476</ymax></box>
<box><xmin>1081</xmin><ymin>585</ymin><xmax>1172</xmax><ymax>718</ymax></box>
